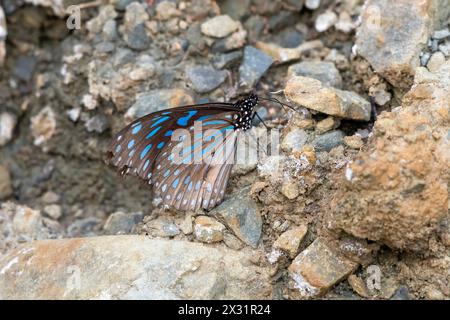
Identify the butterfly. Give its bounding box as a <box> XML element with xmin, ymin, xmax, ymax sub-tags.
<box><xmin>106</xmin><ymin>93</ymin><xmax>263</xmax><ymax>211</ymax></box>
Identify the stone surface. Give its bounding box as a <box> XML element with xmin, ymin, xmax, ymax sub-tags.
<box><xmin>427</xmin><ymin>52</ymin><xmax>446</xmax><ymax>73</ymax></box>
<box><xmin>0</xmin><ymin>113</ymin><xmax>16</xmax><ymax>146</ymax></box>
<box><xmin>281</xmin><ymin>180</ymin><xmax>300</xmax><ymax>200</ymax></box>
<box><xmin>212</xmin><ymin>51</ymin><xmax>243</xmax><ymax>69</ymax></box>
<box><xmin>0</xmin><ymin>236</ymin><xmax>272</xmax><ymax>299</ymax></box>
<box><xmin>313</xmin><ymin>130</ymin><xmax>345</xmax><ymax>152</ymax></box>
<box><xmin>285</xmin><ymin>76</ymin><xmax>371</xmax><ymax>121</ymax></box>
<box><xmin>239</xmin><ymin>46</ymin><xmax>273</xmax><ymax>89</ymax></box>
<box><xmin>329</xmin><ymin>61</ymin><xmax>450</xmax><ymax>251</ymax></box>
<box><xmin>185</xmin><ymin>65</ymin><xmax>227</xmax><ymax>93</ymax></box>
<box><xmin>125</xmin><ymin>89</ymin><xmax>193</xmax><ymax>120</ymax></box>
<box><xmin>201</xmin><ymin>15</ymin><xmax>239</xmax><ymax>38</ymax></box>
<box><xmin>155</xmin><ymin>1</ymin><xmax>180</xmax><ymax>20</ymax></box>
<box><xmin>273</xmin><ymin>225</ymin><xmax>308</xmax><ymax>257</ymax></box>
<box><xmin>343</xmin><ymin>134</ymin><xmax>364</xmax><ymax>149</ymax></box>
<box><xmin>356</xmin><ymin>0</ymin><xmax>450</xmax><ymax>89</ymax></box>
<box><xmin>0</xmin><ymin>165</ymin><xmax>12</xmax><ymax>200</ymax></box>
<box><xmin>211</xmin><ymin>188</ymin><xmax>262</xmax><ymax>248</ymax></box>
<box><xmin>194</xmin><ymin>216</ymin><xmax>225</xmax><ymax>243</ymax></box>
<box><xmin>288</xmin><ymin>238</ymin><xmax>358</xmax><ymax>297</ymax></box>
<box><xmin>287</xmin><ymin>61</ymin><xmax>342</xmax><ymax>88</ymax></box>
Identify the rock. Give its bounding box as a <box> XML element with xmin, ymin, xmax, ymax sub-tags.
<box><xmin>239</xmin><ymin>46</ymin><xmax>273</xmax><ymax>89</ymax></box>
<box><xmin>123</xmin><ymin>2</ymin><xmax>148</xmax><ymax>28</ymax></box>
<box><xmin>125</xmin><ymin>89</ymin><xmax>193</xmax><ymax>120</ymax></box>
<box><xmin>315</xmin><ymin>117</ymin><xmax>339</xmax><ymax>134</ymax></box>
<box><xmin>125</xmin><ymin>23</ymin><xmax>150</xmax><ymax>51</ymax></box>
<box><xmin>427</xmin><ymin>51</ymin><xmax>446</xmax><ymax>73</ymax></box>
<box><xmin>232</xmin><ymin>127</ymin><xmax>264</xmax><ymax>175</ymax></box>
<box><xmin>12</xmin><ymin>205</ymin><xmax>43</xmax><ymax>238</ymax></box>
<box><xmin>67</xmin><ymin>218</ymin><xmax>102</xmax><ymax>237</ymax></box>
<box><xmin>273</xmin><ymin>225</ymin><xmax>308</xmax><ymax>257</ymax></box>
<box><xmin>41</xmin><ymin>191</ymin><xmax>59</xmax><ymax>204</ymax></box>
<box><xmin>281</xmin><ymin>180</ymin><xmax>300</xmax><ymax>200</ymax></box>
<box><xmin>287</xmin><ymin>61</ymin><xmax>342</xmax><ymax>88</ymax></box>
<box><xmin>86</xmin><ymin>5</ymin><xmax>118</xmax><ymax>35</ymax></box>
<box><xmin>391</xmin><ymin>286</ymin><xmax>411</xmax><ymax>300</ymax></box>
<box><xmin>103</xmin><ymin>211</ymin><xmax>142</xmax><ymax>235</ymax></box>
<box><xmin>285</xmin><ymin>76</ymin><xmax>371</xmax><ymax>121</ymax></box>
<box><xmin>43</xmin><ymin>204</ymin><xmax>62</xmax><ymax>220</ymax></box>
<box><xmin>145</xmin><ymin>216</ymin><xmax>180</xmax><ymax>238</ymax></box>
<box><xmin>84</xmin><ymin>114</ymin><xmax>109</xmax><ymax>134</ymax></box>
<box><xmin>335</xmin><ymin>11</ymin><xmax>354</xmax><ymax>33</ymax></box>
<box><xmin>223</xmin><ymin>232</ymin><xmax>244</xmax><ymax>250</ymax></box>
<box><xmin>313</xmin><ymin>130</ymin><xmax>345</xmax><ymax>152</ymax></box>
<box><xmin>155</xmin><ymin>1</ymin><xmax>180</xmax><ymax>21</ymax></box>
<box><xmin>281</xmin><ymin>129</ymin><xmax>309</xmax><ymax>153</ymax></box>
<box><xmin>0</xmin><ymin>236</ymin><xmax>272</xmax><ymax>299</ymax></box>
<box><xmin>30</xmin><ymin>106</ymin><xmax>56</xmax><ymax>147</ymax></box>
<box><xmin>420</xmin><ymin>52</ymin><xmax>431</xmax><ymax>66</ymax></box>
<box><xmin>201</xmin><ymin>15</ymin><xmax>239</xmax><ymax>38</ymax></box>
<box><xmin>315</xmin><ymin>11</ymin><xmax>338</xmax><ymax>32</ymax></box>
<box><xmin>212</xmin><ymin>51</ymin><xmax>243</xmax><ymax>69</ymax></box>
<box><xmin>211</xmin><ymin>188</ymin><xmax>262</xmax><ymax>248</ymax></box>
<box><xmin>255</xmin><ymin>40</ymin><xmax>323</xmax><ymax>64</ymax></box>
<box><xmin>111</xmin><ymin>0</ymin><xmax>135</xmax><ymax>11</ymax></box>
<box><xmin>369</xmin><ymin>83</ymin><xmax>391</xmax><ymax>106</ymax></box>
<box><xmin>194</xmin><ymin>216</ymin><xmax>225</xmax><ymax>243</ymax></box>
<box><xmin>13</xmin><ymin>55</ymin><xmax>37</xmax><ymax>81</ymax></box>
<box><xmin>81</xmin><ymin>94</ymin><xmax>97</xmax><ymax>110</ymax></box>
<box><xmin>356</xmin><ymin>0</ymin><xmax>450</xmax><ymax>89</ymax></box>
<box><xmin>343</xmin><ymin>134</ymin><xmax>363</xmax><ymax>149</ymax></box>
<box><xmin>211</xmin><ymin>27</ymin><xmax>247</xmax><ymax>53</ymax></box>
<box><xmin>0</xmin><ymin>113</ymin><xmax>16</xmax><ymax>146</ymax></box>
<box><xmin>305</xmin><ymin>0</ymin><xmax>320</xmax><ymax>10</ymax></box>
<box><xmin>0</xmin><ymin>165</ymin><xmax>12</xmax><ymax>200</ymax></box>
<box><xmin>439</xmin><ymin>41</ymin><xmax>450</xmax><ymax>57</ymax></box>
<box><xmin>67</xmin><ymin>108</ymin><xmax>81</xmax><ymax>122</ymax></box>
<box><xmin>288</xmin><ymin>238</ymin><xmax>358</xmax><ymax>297</ymax></box>
<box><xmin>179</xmin><ymin>214</ymin><xmax>193</xmax><ymax>235</ymax></box>
<box><xmin>185</xmin><ymin>65</ymin><xmax>227</xmax><ymax>93</ymax></box>
<box><xmin>432</xmin><ymin>28</ymin><xmax>450</xmax><ymax>40</ymax></box>
<box><xmin>348</xmin><ymin>274</ymin><xmax>370</xmax><ymax>298</ymax></box>
<box><xmin>328</xmin><ymin>61</ymin><xmax>450</xmax><ymax>251</ymax></box>
<box><xmin>276</xmin><ymin>28</ymin><xmax>304</xmax><ymax>48</ymax></box>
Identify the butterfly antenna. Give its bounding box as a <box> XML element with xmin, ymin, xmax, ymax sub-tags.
<box><xmin>259</xmin><ymin>96</ymin><xmax>298</xmax><ymax>113</ymax></box>
<box><xmin>254</xmin><ymin>112</ymin><xmax>269</xmax><ymax>130</ymax></box>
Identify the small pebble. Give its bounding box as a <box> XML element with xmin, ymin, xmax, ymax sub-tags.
<box><xmin>212</xmin><ymin>51</ymin><xmax>243</xmax><ymax>69</ymax></box>
<box><xmin>85</xmin><ymin>114</ymin><xmax>109</xmax><ymax>133</ymax></box>
<box><xmin>344</xmin><ymin>135</ymin><xmax>364</xmax><ymax>149</ymax></box>
<box><xmin>201</xmin><ymin>15</ymin><xmax>239</xmax><ymax>38</ymax></box>
<box><xmin>0</xmin><ymin>112</ymin><xmax>17</xmax><ymax>146</ymax></box>
<box><xmin>194</xmin><ymin>216</ymin><xmax>225</xmax><ymax>243</ymax></box>
<box><xmin>239</xmin><ymin>46</ymin><xmax>273</xmax><ymax>89</ymax></box>
<box><xmin>43</xmin><ymin>204</ymin><xmax>62</xmax><ymax>220</ymax></box>
<box><xmin>41</xmin><ymin>191</ymin><xmax>59</xmax><ymax>204</ymax></box>
<box><xmin>274</xmin><ymin>225</ymin><xmax>308</xmax><ymax>257</ymax></box>
<box><xmin>315</xmin><ymin>116</ymin><xmax>339</xmax><ymax>134</ymax></box>
<box><xmin>281</xmin><ymin>181</ymin><xmax>300</xmax><ymax>200</ymax></box>
<box><xmin>125</xmin><ymin>23</ymin><xmax>150</xmax><ymax>51</ymax></box>
<box><xmin>0</xmin><ymin>165</ymin><xmax>13</xmax><ymax>199</ymax></box>
<box><xmin>315</xmin><ymin>11</ymin><xmax>338</xmax><ymax>33</ymax></box>
<box><xmin>432</xmin><ymin>28</ymin><xmax>450</xmax><ymax>40</ymax></box>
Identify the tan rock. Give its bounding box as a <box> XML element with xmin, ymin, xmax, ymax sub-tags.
<box><xmin>348</xmin><ymin>274</ymin><xmax>370</xmax><ymax>298</ymax></box>
<box><xmin>285</xmin><ymin>76</ymin><xmax>371</xmax><ymax>121</ymax></box>
<box><xmin>0</xmin><ymin>165</ymin><xmax>12</xmax><ymax>200</ymax></box>
<box><xmin>0</xmin><ymin>236</ymin><xmax>272</xmax><ymax>299</ymax></box>
<box><xmin>316</xmin><ymin>117</ymin><xmax>339</xmax><ymax>134</ymax></box>
<box><xmin>30</xmin><ymin>106</ymin><xmax>56</xmax><ymax>147</ymax></box>
<box><xmin>343</xmin><ymin>134</ymin><xmax>364</xmax><ymax>149</ymax></box>
<box><xmin>427</xmin><ymin>52</ymin><xmax>446</xmax><ymax>73</ymax></box>
<box><xmin>194</xmin><ymin>216</ymin><xmax>225</xmax><ymax>243</ymax></box>
<box><xmin>273</xmin><ymin>225</ymin><xmax>308</xmax><ymax>257</ymax></box>
<box><xmin>281</xmin><ymin>181</ymin><xmax>300</xmax><ymax>200</ymax></box>
<box><xmin>288</xmin><ymin>238</ymin><xmax>358</xmax><ymax>297</ymax></box>
<box><xmin>201</xmin><ymin>15</ymin><xmax>239</xmax><ymax>38</ymax></box>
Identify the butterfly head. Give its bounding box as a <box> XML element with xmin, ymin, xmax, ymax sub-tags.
<box><xmin>234</xmin><ymin>93</ymin><xmax>258</xmax><ymax>131</ymax></box>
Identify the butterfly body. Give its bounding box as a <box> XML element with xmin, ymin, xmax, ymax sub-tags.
<box><xmin>107</xmin><ymin>93</ymin><xmax>259</xmax><ymax>211</ymax></box>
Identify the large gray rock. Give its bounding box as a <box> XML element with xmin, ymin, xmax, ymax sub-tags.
<box><xmin>356</xmin><ymin>0</ymin><xmax>450</xmax><ymax>89</ymax></box>
<box><xmin>0</xmin><ymin>236</ymin><xmax>272</xmax><ymax>299</ymax></box>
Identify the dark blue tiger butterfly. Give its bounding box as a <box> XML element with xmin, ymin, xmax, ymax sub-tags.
<box><xmin>107</xmin><ymin>93</ymin><xmax>261</xmax><ymax>211</ymax></box>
